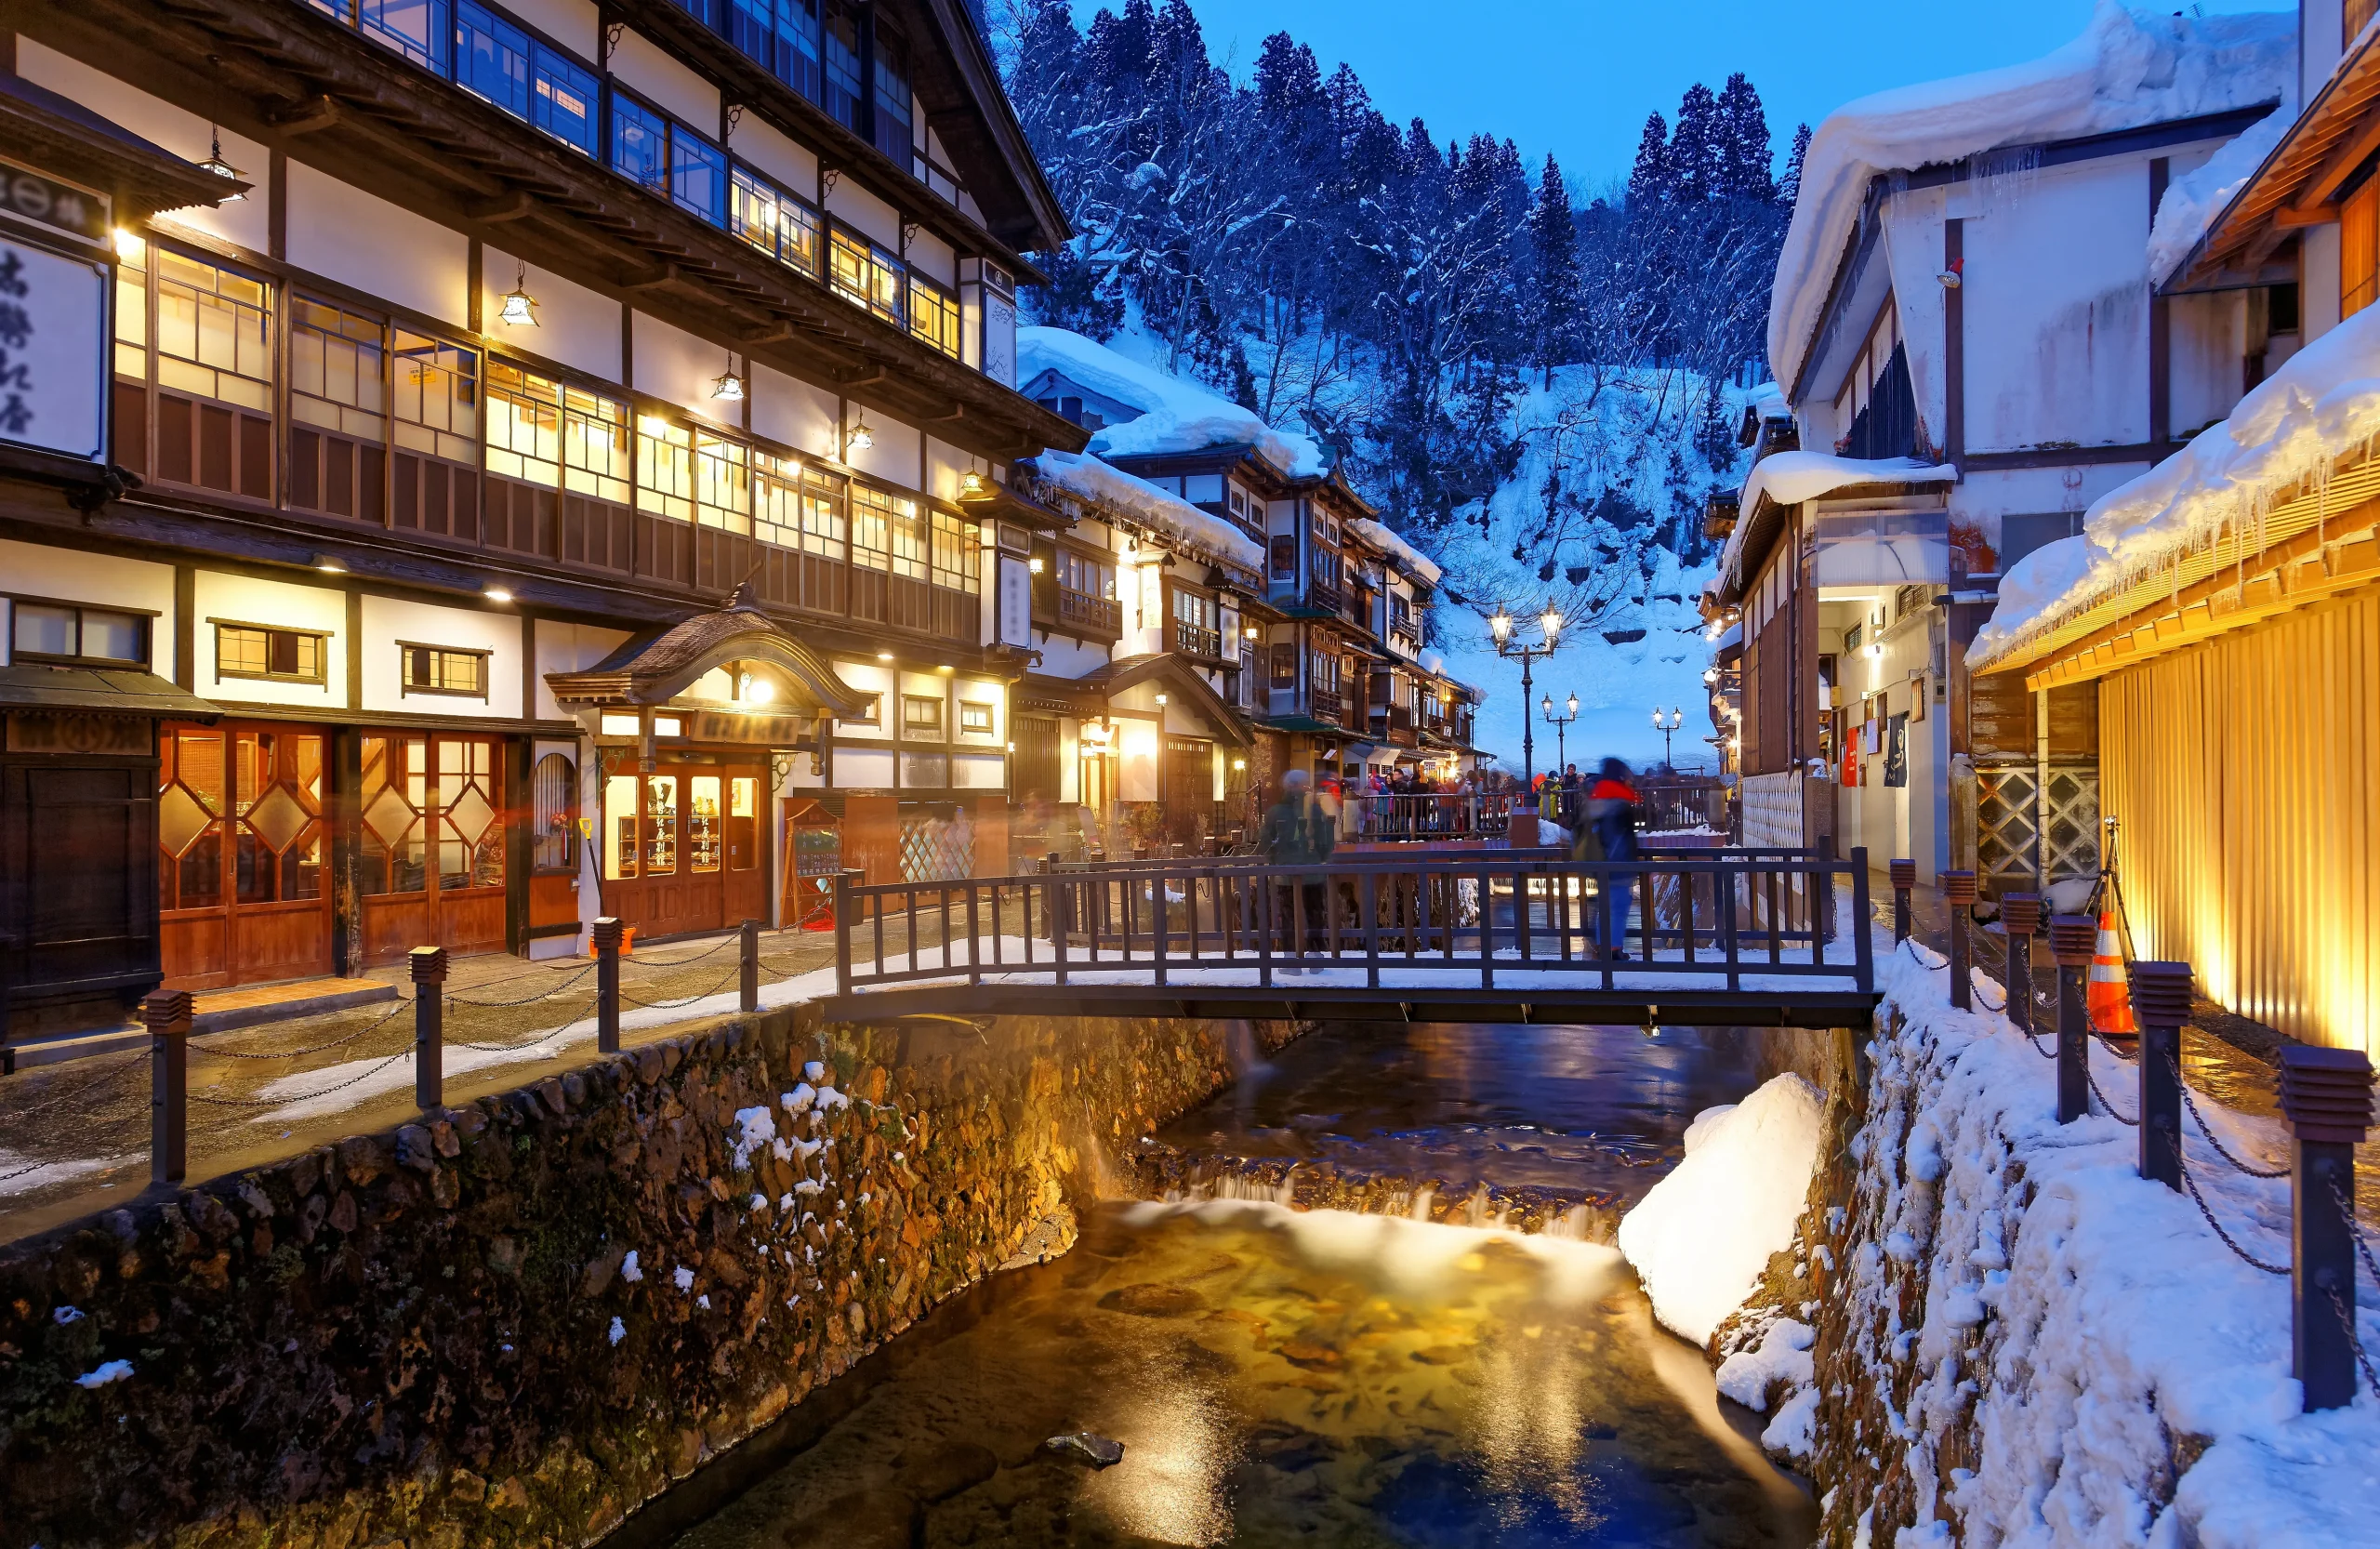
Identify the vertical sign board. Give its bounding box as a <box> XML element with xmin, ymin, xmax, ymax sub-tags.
<box><xmin>0</xmin><ymin>159</ymin><xmax>111</xmax><ymax>464</ymax></box>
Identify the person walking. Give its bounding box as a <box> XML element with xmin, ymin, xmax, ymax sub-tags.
<box><xmin>1585</xmin><ymin>757</ymin><xmax>1642</xmax><ymax>958</ymax></box>
<box><xmin>1258</xmin><ymin>768</ymin><xmax>1336</xmax><ymax>968</ymax></box>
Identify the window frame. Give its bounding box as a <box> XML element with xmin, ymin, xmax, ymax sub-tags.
<box><xmin>900</xmin><ymin>692</ymin><xmax>945</xmax><ymax>738</ymax></box>
<box><xmin>212</xmin><ymin>619</ymin><xmax>330</xmax><ymax>686</ymax></box>
<box><xmin>6</xmin><ymin>596</ymin><xmax>155</xmax><ymax>669</ymax></box>
<box><xmin>398</xmin><ymin>641</ymin><xmax>494</xmax><ymax>700</ymax></box>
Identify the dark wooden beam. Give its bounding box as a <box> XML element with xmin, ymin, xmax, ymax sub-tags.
<box><xmin>465</xmin><ymin>189</ymin><xmax>537</xmax><ymax>223</ymax></box>
<box><xmin>264</xmin><ymin>95</ymin><xmax>341</xmax><ymax>134</ymax></box>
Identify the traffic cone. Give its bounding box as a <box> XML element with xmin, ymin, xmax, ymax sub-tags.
<box><xmin>2086</xmin><ymin>909</ymin><xmax>2135</xmax><ymax>1036</ymax></box>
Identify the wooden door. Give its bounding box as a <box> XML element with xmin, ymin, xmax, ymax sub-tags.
<box><xmin>596</xmin><ymin>761</ymin><xmax>761</xmax><ymax>940</ymax></box>
<box><xmin>359</xmin><ymin>732</ymin><xmax>509</xmax><ymax>965</ymax></box>
<box><xmin>722</xmin><ymin>767</ymin><xmax>767</xmax><ymax>926</ymax></box>
<box><xmin>159</xmin><ymin>722</ymin><xmax>333</xmax><ymax>990</ymax></box>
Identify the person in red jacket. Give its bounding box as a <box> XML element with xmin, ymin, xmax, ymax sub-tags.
<box><xmin>1587</xmin><ymin>758</ymin><xmax>1642</xmax><ymax>957</ymax></box>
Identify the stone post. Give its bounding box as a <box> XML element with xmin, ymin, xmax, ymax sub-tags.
<box><xmin>739</xmin><ymin>918</ymin><xmax>760</xmax><ymax>1014</ymax></box>
<box><xmin>2279</xmin><ymin>1044</ymin><xmax>2375</xmax><ymax>1411</ymax></box>
<box><xmin>2002</xmin><ymin>893</ymin><xmax>2041</xmax><ymax>1034</ymax></box>
<box><xmin>592</xmin><ymin>918</ymin><xmax>623</xmax><ymax>1053</ymax></box>
<box><xmin>2049</xmin><ymin>914</ymin><xmax>2096</xmax><ymax>1122</ymax></box>
<box><xmin>144</xmin><ymin>989</ymin><xmax>192</xmax><ymax>1186</ymax></box>
<box><xmin>1889</xmin><ymin>857</ymin><xmax>1915</xmax><ymax>943</ymax></box>
<box><xmin>1941</xmin><ymin>869</ymin><xmax>1977</xmax><ymax>1011</ymax></box>
<box><xmin>2129</xmin><ymin>960</ymin><xmax>2190</xmax><ymax>1191</ymax></box>
<box><xmin>409</xmin><ymin>946</ymin><xmax>447</xmax><ymax>1113</ymax></box>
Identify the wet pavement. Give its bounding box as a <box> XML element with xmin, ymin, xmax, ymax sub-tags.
<box><xmin>669</xmin><ymin>1201</ymin><xmax>1817</xmax><ymax>1549</ymax></box>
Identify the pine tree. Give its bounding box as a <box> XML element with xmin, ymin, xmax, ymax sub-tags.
<box><xmin>1525</xmin><ymin>153</ymin><xmax>1580</xmax><ymax>383</ymax></box>
<box><xmin>1670</xmin><ymin>83</ymin><xmax>1721</xmax><ymax>201</ymax></box>
<box><xmin>1627</xmin><ymin>111</ymin><xmax>1671</xmax><ymax>208</ymax></box>
<box><xmin>1778</xmin><ymin>123</ymin><xmax>1812</xmax><ymax>210</ymax></box>
<box><xmin>1714</xmin><ymin>73</ymin><xmax>1774</xmax><ymax>202</ymax></box>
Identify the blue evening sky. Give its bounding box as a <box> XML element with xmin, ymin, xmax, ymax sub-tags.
<box><xmin>1170</xmin><ymin>0</ymin><xmax>2294</xmax><ymax>186</ymax></box>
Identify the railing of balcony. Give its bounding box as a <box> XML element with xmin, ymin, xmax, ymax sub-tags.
<box><xmin>1055</xmin><ymin>588</ymin><xmax>1122</xmax><ymax>637</ymax></box>
<box><xmin>1174</xmin><ymin>620</ymin><xmax>1222</xmax><ymax>658</ymax></box>
<box><xmin>1310</xmin><ymin>687</ymin><xmax>1344</xmax><ymax>724</ymax></box>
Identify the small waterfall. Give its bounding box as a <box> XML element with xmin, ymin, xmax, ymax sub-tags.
<box><xmin>1407</xmin><ymin>1185</ymin><xmax>1436</xmax><ymax>1223</ymax></box>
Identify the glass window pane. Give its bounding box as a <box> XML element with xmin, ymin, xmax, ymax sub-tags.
<box><xmin>611</xmin><ymin>95</ymin><xmax>670</xmax><ymax>194</ymax></box>
<box><xmin>13</xmin><ymin>603</ymin><xmax>74</xmax><ymax>657</ymax></box>
<box><xmin>81</xmin><ymin>610</ymin><xmax>145</xmax><ymax>663</ymax></box>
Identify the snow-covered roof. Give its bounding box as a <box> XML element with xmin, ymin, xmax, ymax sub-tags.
<box><xmin>1016</xmin><ymin>326</ymin><xmax>1328</xmax><ymax>478</ymax></box>
<box><xmin>1028</xmin><ymin>449</ymin><xmax>1265</xmax><ymax>574</ymax></box>
<box><xmin>1718</xmin><ymin>453</ymin><xmax>1958</xmax><ymax>590</ymax></box>
<box><xmin>1770</xmin><ymin>3</ymin><xmax>2294</xmax><ymax>396</ymax></box>
<box><xmin>1969</xmin><ymin>301</ymin><xmax>2380</xmax><ymax>667</ymax></box>
<box><xmin>2148</xmin><ymin>101</ymin><xmax>2292</xmax><ymax>285</ymax></box>
<box><xmin>1345</xmin><ymin>517</ymin><xmax>1443</xmax><ymax>585</ymax></box>
<box><xmin>1412</xmin><ymin>649</ymin><xmax>1483</xmax><ymax>699</ymax></box>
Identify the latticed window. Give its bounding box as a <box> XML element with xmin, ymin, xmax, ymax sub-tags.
<box><xmin>487</xmin><ymin>360</ymin><xmax>626</xmax><ymax>501</ymax></box>
<box><xmin>217</xmin><ymin>624</ymin><xmax>325</xmax><ymax>683</ymax></box>
<box><xmin>930</xmin><ymin>510</ymin><xmax>980</xmax><ymax>592</ymax></box>
<box><xmin>694</xmin><ymin>430</ymin><xmax>751</xmax><ymax>532</ymax></box>
<box><xmin>291</xmin><ymin>298</ymin><xmax>385</xmax><ymax>443</ymax></box>
<box><xmin>393</xmin><ymin>329</ymin><xmax>478</xmax><ymax>463</ymax></box>
<box><xmin>853</xmin><ymin>483</ymin><xmax>922</xmax><ymax>576</ymax></box>
<box><xmin>828</xmin><ymin>226</ymin><xmax>904</xmax><ymax>325</ymax></box>
<box><xmin>754</xmin><ymin>449</ymin><xmax>802</xmax><ymax>548</ymax></box>
<box><xmin>909</xmin><ymin>274</ymin><xmax>959</xmax><ymax>357</ymax></box>
<box><xmin>531</xmin><ymin>750</ymin><xmax>577</xmax><ymax>872</ymax></box>
<box><xmin>637</xmin><ymin>415</ymin><xmax>695</xmax><ymax>521</ymax></box>
<box><xmin>730</xmin><ymin>165</ymin><xmax>821</xmax><ymax>278</ymax></box>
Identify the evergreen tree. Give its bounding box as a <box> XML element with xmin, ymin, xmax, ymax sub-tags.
<box><xmin>1670</xmin><ymin>83</ymin><xmax>1721</xmax><ymax>201</ymax></box>
<box><xmin>1525</xmin><ymin>153</ymin><xmax>1580</xmax><ymax>382</ymax></box>
<box><xmin>1778</xmin><ymin>122</ymin><xmax>1812</xmax><ymax>209</ymax></box>
<box><xmin>1627</xmin><ymin>111</ymin><xmax>1671</xmax><ymax>207</ymax></box>
<box><xmin>1714</xmin><ymin>73</ymin><xmax>1774</xmax><ymax>201</ymax></box>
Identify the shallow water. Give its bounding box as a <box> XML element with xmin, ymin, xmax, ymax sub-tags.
<box><xmin>673</xmin><ymin>1201</ymin><xmax>1815</xmax><ymax>1548</ymax></box>
<box><xmin>1157</xmin><ymin>1023</ymin><xmax>1773</xmax><ymax>1207</ymax></box>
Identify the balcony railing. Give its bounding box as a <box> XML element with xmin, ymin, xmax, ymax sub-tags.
<box><xmin>1302</xmin><ymin>580</ymin><xmax>1342</xmax><ymax>616</ymax></box>
<box><xmin>1174</xmin><ymin>620</ymin><xmax>1222</xmax><ymax>658</ymax></box>
<box><xmin>1053</xmin><ymin>587</ymin><xmax>1122</xmax><ymax>638</ymax></box>
<box><xmin>1310</xmin><ymin>687</ymin><xmax>1344</xmax><ymax>725</ymax></box>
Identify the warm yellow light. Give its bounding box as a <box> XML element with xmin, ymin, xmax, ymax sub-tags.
<box><xmin>1232</xmin><ymin>758</ymin><xmax>1247</xmax><ymax>771</ymax></box>
<box><xmin>936</xmin><ymin>663</ymin><xmax>954</xmax><ymax>674</ymax></box>
<box><xmin>877</xmin><ymin>651</ymin><xmax>894</xmax><ymax>662</ymax></box>
<box><xmin>846</xmin><ymin>421</ymin><xmax>874</xmax><ymax>454</ymax></box>
<box><xmin>746</xmin><ymin>678</ymin><xmax>774</xmax><ymax>705</ymax></box>
<box><xmin>1540</xmin><ymin>607</ymin><xmax>1563</xmax><ymax>641</ymax></box>
<box><xmin>1490</xmin><ymin>607</ymin><xmax>1513</xmax><ymax>642</ymax></box>
<box><xmin>959</xmin><ymin>469</ymin><xmax>988</xmax><ymax>498</ymax></box>
<box><xmin>496</xmin><ymin>263</ymin><xmax>539</xmax><ymax>327</ymax></box>
<box><xmin>112</xmin><ymin>228</ymin><xmax>145</xmax><ymax>262</ymax></box>
<box><xmin>1028</xmin><ymin>556</ymin><xmax>1045</xmax><ymax>575</ymax></box>
<box><xmin>1155</xmin><ymin>693</ymin><xmax>1169</xmax><ymax>707</ymax></box>
<box><xmin>709</xmin><ymin>370</ymin><xmax>745</xmax><ymax>402</ymax></box>
<box><xmin>483</xmin><ymin>584</ymin><xmax>514</xmax><ymax>603</ymax></box>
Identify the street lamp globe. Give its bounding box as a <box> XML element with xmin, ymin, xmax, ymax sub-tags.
<box><xmin>1566</xmin><ymin>693</ymin><xmax>1579</xmax><ymax>716</ymax></box>
<box><xmin>1489</xmin><ymin>605</ymin><xmax>1514</xmax><ymax>642</ymax></box>
<box><xmin>1539</xmin><ymin>606</ymin><xmax>1563</xmax><ymax>642</ymax></box>
<box><xmin>1540</xmin><ymin>693</ymin><xmax>1553</xmax><ymax>716</ymax></box>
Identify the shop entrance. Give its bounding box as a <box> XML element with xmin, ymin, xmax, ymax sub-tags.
<box><xmin>158</xmin><ymin>721</ymin><xmax>334</xmax><ymax>990</ymax></box>
<box><xmin>357</xmin><ymin>731</ymin><xmax>509</xmax><ymax>965</ymax></box>
<box><xmin>599</xmin><ymin>757</ymin><xmax>768</xmax><ymax>940</ymax></box>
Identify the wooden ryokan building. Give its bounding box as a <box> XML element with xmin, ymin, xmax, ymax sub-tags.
<box><xmin>0</xmin><ymin>0</ymin><xmax>1092</xmax><ymax>1035</ymax></box>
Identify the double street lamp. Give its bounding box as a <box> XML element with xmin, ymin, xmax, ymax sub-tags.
<box><xmin>1652</xmin><ymin>706</ymin><xmax>1684</xmax><ymax>772</ymax></box>
<box><xmin>1540</xmin><ymin>692</ymin><xmax>1580</xmax><ymax>775</ymax></box>
<box><xmin>1490</xmin><ymin>602</ymin><xmax>1564</xmax><ymax>791</ymax></box>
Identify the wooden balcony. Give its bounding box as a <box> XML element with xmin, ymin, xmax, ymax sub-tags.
<box><xmin>1310</xmin><ymin>687</ymin><xmax>1344</xmax><ymax>725</ymax></box>
<box><xmin>1369</xmin><ymin>705</ymin><xmax>1418</xmax><ymax>748</ymax></box>
<box><xmin>1174</xmin><ymin>619</ymin><xmax>1222</xmax><ymax>659</ymax></box>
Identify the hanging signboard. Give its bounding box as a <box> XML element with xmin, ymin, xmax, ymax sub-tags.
<box><xmin>0</xmin><ymin>158</ymin><xmax>111</xmax><ymax>465</ymax></box>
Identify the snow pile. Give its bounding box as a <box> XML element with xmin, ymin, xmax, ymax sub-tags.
<box><xmin>1776</xmin><ymin>932</ymin><xmax>2380</xmax><ymax>1544</ymax></box>
<box><xmin>1772</xmin><ymin>2</ymin><xmax>2294</xmax><ymax>391</ymax></box>
<box><xmin>1018</xmin><ymin>326</ymin><xmax>1327</xmax><ymax>478</ymax></box>
<box><xmin>1971</xmin><ymin>300</ymin><xmax>2380</xmax><ymax>666</ymax></box>
<box><xmin>1615</xmin><ymin>1072</ymin><xmax>1826</xmax><ymax>1346</ymax></box>
<box><xmin>2149</xmin><ymin>100</ymin><xmax>2293</xmax><ymax>285</ymax></box>
<box><xmin>1723</xmin><ymin>452</ymin><xmax>1956</xmax><ymax>591</ymax></box>
<box><xmin>1029</xmin><ymin>447</ymin><xmax>1265</xmax><ymax>574</ymax></box>
<box><xmin>1346</xmin><ymin>516</ymin><xmax>1443</xmax><ymax>585</ymax></box>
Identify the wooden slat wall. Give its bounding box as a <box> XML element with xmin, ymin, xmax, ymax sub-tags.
<box><xmin>2100</xmin><ymin>586</ymin><xmax>2380</xmax><ymax>1053</ymax></box>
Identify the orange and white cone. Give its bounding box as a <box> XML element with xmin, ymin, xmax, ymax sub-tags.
<box><xmin>2087</xmin><ymin>909</ymin><xmax>2135</xmax><ymax>1035</ymax></box>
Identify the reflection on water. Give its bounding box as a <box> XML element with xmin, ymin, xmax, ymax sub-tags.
<box><xmin>675</xmin><ymin>1201</ymin><xmax>1814</xmax><ymax>1548</ymax></box>
<box><xmin>1162</xmin><ymin>1022</ymin><xmax>1775</xmax><ymax>1207</ymax></box>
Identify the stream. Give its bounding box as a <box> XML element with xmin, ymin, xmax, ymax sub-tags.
<box><xmin>662</xmin><ymin>1023</ymin><xmax>1816</xmax><ymax>1548</ymax></box>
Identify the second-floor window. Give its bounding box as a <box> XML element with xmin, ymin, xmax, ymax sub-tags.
<box><xmin>10</xmin><ymin>602</ymin><xmax>149</xmax><ymax>668</ymax></box>
<box><xmin>485</xmin><ymin>363</ymin><xmax>633</xmax><ymax>505</ymax></box>
<box><xmin>403</xmin><ymin>644</ymin><xmax>490</xmax><ymax>697</ymax></box>
<box><xmin>217</xmin><ymin>623</ymin><xmax>324</xmax><ymax>684</ymax></box>
<box><xmin>1057</xmin><ymin>549</ymin><xmax>1115</xmax><ymax>600</ymax></box>
<box><xmin>902</xmin><ymin>694</ymin><xmax>944</xmax><ymax>736</ymax></box>
<box><xmin>829</xmin><ymin>226</ymin><xmax>906</xmax><ymax>325</ymax></box>
<box><xmin>610</xmin><ymin>90</ymin><xmax>727</xmax><ymax>225</ymax></box>
<box><xmin>909</xmin><ymin>274</ymin><xmax>960</xmax><ymax>357</ymax></box>
<box><xmin>872</xmin><ymin>25</ymin><xmax>912</xmax><ymax>162</ymax></box>
<box><xmin>730</xmin><ymin>165</ymin><xmax>823</xmax><ymax>279</ymax></box>
<box><xmin>114</xmin><ymin>235</ymin><xmax>275</xmax><ymax>500</ymax></box>
<box><xmin>853</xmin><ymin>483</ymin><xmax>926</xmax><ymax>579</ymax></box>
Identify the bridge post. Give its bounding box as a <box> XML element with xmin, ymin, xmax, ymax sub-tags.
<box><xmin>1940</xmin><ymin>869</ymin><xmax>1976</xmax><ymax>1010</ymax></box>
<box><xmin>833</xmin><ymin>871</ymin><xmax>861</xmax><ymax>998</ymax></box>
<box><xmin>410</xmin><ymin>945</ymin><xmax>446</xmax><ymax>1113</ymax></box>
<box><xmin>1889</xmin><ymin>858</ymin><xmax>1915</xmax><ymax>943</ymax></box>
<box><xmin>2001</xmin><ymin>894</ymin><xmax>2040</xmax><ymax>1033</ymax></box>
<box><xmin>2129</xmin><ymin>960</ymin><xmax>2188</xmax><ymax>1190</ymax></box>
<box><xmin>2280</xmin><ymin>1044</ymin><xmax>2374</xmax><ymax>1411</ymax></box>
<box><xmin>2049</xmin><ymin>914</ymin><xmax>2096</xmax><ymax>1122</ymax></box>
<box><xmin>1816</xmin><ymin>833</ymin><xmax>1837</xmax><ymax>944</ymax></box>
<box><xmin>739</xmin><ymin>918</ymin><xmax>760</xmax><ymax>1014</ymax></box>
<box><xmin>593</xmin><ymin>917</ymin><xmax>623</xmax><ymax>1053</ymax></box>
<box><xmin>144</xmin><ymin>988</ymin><xmax>192</xmax><ymax>1186</ymax></box>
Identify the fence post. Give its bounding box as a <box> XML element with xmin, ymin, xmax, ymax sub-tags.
<box><xmin>2049</xmin><ymin>914</ymin><xmax>2096</xmax><ymax>1123</ymax></box>
<box><xmin>833</xmin><ymin>871</ymin><xmax>861</xmax><ymax>998</ymax></box>
<box><xmin>144</xmin><ymin>989</ymin><xmax>192</xmax><ymax>1186</ymax></box>
<box><xmin>739</xmin><ymin>917</ymin><xmax>760</xmax><ymax>1014</ymax></box>
<box><xmin>2129</xmin><ymin>960</ymin><xmax>2189</xmax><ymax>1191</ymax></box>
<box><xmin>592</xmin><ymin>918</ymin><xmax>622</xmax><ymax>1053</ymax></box>
<box><xmin>2002</xmin><ymin>893</ymin><xmax>2040</xmax><ymax>1034</ymax></box>
<box><xmin>2278</xmin><ymin>1044</ymin><xmax>2374</xmax><ymax>1411</ymax></box>
<box><xmin>409</xmin><ymin>946</ymin><xmax>446</xmax><ymax>1113</ymax></box>
<box><xmin>1940</xmin><ymin>869</ymin><xmax>1977</xmax><ymax>1010</ymax></box>
<box><xmin>1816</xmin><ymin>832</ymin><xmax>1837</xmax><ymax>944</ymax></box>
<box><xmin>1889</xmin><ymin>858</ymin><xmax>1915</xmax><ymax>943</ymax></box>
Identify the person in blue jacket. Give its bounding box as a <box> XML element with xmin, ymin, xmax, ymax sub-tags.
<box><xmin>1586</xmin><ymin>757</ymin><xmax>1641</xmax><ymax>957</ymax></box>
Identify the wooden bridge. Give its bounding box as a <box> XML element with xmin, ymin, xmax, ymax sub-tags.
<box><xmin>824</xmin><ymin>845</ymin><xmax>1880</xmax><ymax>1029</ymax></box>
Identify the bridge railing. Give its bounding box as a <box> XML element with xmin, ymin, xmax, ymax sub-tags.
<box><xmin>830</xmin><ymin>847</ymin><xmax>1871</xmax><ymax>998</ymax></box>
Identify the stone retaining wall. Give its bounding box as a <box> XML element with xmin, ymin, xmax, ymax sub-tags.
<box><xmin>0</xmin><ymin>1006</ymin><xmax>1298</xmax><ymax>1549</ymax></box>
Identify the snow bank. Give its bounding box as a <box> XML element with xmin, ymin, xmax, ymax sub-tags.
<box><xmin>1615</xmin><ymin>1072</ymin><xmax>1826</xmax><ymax>1346</ymax></box>
<box><xmin>1029</xmin><ymin>448</ymin><xmax>1265</xmax><ymax>573</ymax></box>
<box><xmin>1345</xmin><ymin>516</ymin><xmax>1442</xmax><ymax>585</ymax></box>
<box><xmin>1017</xmin><ymin>326</ymin><xmax>1327</xmax><ymax>478</ymax></box>
<box><xmin>1769</xmin><ymin>921</ymin><xmax>2380</xmax><ymax>1545</ymax></box>
<box><xmin>1771</xmin><ymin>2</ymin><xmax>2294</xmax><ymax>392</ymax></box>
<box><xmin>2149</xmin><ymin>100</ymin><xmax>2292</xmax><ymax>285</ymax></box>
<box><xmin>1971</xmin><ymin>300</ymin><xmax>2380</xmax><ymax>665</ymax></box>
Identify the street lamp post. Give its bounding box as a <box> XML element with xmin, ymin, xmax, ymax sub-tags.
<box><xmin>1652</xmin><ymin>707</ymin><xmax>1684</xmax><ymax>773</ymax></box>
<box><xmin>1491</xmin><ymin>603</ymin><xmax>1565</xmax><ymax>791</ymax></box>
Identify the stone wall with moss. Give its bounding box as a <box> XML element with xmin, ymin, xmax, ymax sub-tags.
<box><xmin>0</xmin><ymin>1005</ymin><xmax>1299</xmax><ymax>1549</ymax></box>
